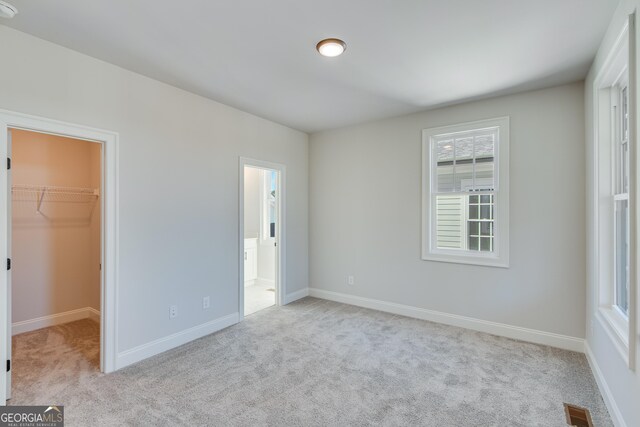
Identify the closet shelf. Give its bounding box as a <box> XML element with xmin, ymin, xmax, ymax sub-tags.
<box><xmin>12</xmin><ymin>184</ymin><xmax>99</xmax><ymax>196</ymax></box>
<box><xmin>12</xmin><ymin>185</ymin><xmax>100</xmax><ymax>213</ymax></box>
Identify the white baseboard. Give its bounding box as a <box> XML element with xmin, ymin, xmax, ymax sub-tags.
<box><xmin>284</xmin><ymin>288</ymin><xmax>309</xmax><ymax>304</ymax></box>
<box><xmin>584</xmin><ymin>343</ymin><xmax>627</xmax><ymax>427</ymax></box>
<box><xmin>308</xmin><ymin>288</ymin><xmax>584</xmax><ymax>352</ymax></box>
<box><xmin>87</xmin><ymin>307</ymin><xmax>101</xmax><ymax>323</ymax></box>
<box><xmin>12</xmin><ymin>307</ymin><xmax>100</xmax><ymax>335</ymax></box>
<box><xmin>116</xmin><ymin>313</ymin><xmax>239</xmax><ymax>370</ymax></box>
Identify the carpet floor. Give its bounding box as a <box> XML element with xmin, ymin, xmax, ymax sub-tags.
<box><xmin>9</xmin><ymin>297</ymin><xmax>611</xmax><ymax>426</ymax></box>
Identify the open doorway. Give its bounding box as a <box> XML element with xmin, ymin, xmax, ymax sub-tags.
<box><xmin>1</xmin><ymin>111</ymin><xmax>118</xmax><ymax>404</ymax></box>
<box><xmin>240</xmin><ymin>159</ymin><xmax>285</xmax><ymax>317</ymax></box>
<box><xmin>243</xmin><ymin>166</ymin><xmax>277</xmax><ymax>315</ymax></box>
<box><xmin>8</xmin><ymin>129</ymin><xmax>102</xmax><ymax>401</ymax></box>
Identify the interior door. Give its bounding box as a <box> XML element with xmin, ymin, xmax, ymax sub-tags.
<box><xmin>5</xmin><ymin>128</ymin><xmax>11</xmax><ymax>400</ymax></box>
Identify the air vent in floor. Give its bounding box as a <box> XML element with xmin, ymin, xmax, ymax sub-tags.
<box><xmin>564</xmin><ymin>403</ymin><xmax>593</xmax><ymax>427</ymax></box>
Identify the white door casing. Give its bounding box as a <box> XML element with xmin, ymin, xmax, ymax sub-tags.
<box><xmin>0</xmin><ymin>110</ymin><xmax>119</xmax><ymax>405</ymax></box>
<box><xmin>5</xmin><ymin>129</ymin><xmax>11</xmax><ymax>400</ymax></box>
<box><xmin>238</xmin><ymin>158</ymin><xmax>286</xmax><ymax>319</ymax></box>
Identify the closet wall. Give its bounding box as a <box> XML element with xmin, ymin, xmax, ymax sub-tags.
<box><xmin>88</xmin><ymin>144</ymin><xmax>101</xmax><ymax>312</ymax></box>
<box><xmin>11</xmin><ymin>130</ymin><xmax>101</xmax><ymax>327</ymax></box>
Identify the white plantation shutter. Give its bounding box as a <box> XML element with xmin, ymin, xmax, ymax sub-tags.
<box><xmin>436</xmin><ymin>195</ymin><xmax>465</xmax><ymax>249</ymax></box>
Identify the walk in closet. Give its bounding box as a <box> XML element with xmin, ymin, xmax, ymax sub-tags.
<box><xmin>8</xmin><ymin>129</ymin><xmax>102</xmax><ymax>399</ymax></box>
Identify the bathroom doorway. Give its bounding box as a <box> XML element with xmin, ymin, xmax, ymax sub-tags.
<box><xmin>239</xmin><ymin>159</ymin><xmax>285</xmax><ymax>318</ymax></box>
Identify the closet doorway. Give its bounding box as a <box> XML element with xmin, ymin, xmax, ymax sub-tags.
<box><xmin>1</xmin><ymin>111</ymin><xmax>118</xmax><ymax>405</ymax></box>
<box><xmin>7</xmin><ymin>129</ymin><xmax>102</xmax><ymax>400</ymax></box>
<box><xmin>239</xmin><ymin>158</ymin><xmax>285</xmax><ymax>318</ymax></box>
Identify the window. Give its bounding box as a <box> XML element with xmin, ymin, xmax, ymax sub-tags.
<box><xmin>614</xmin><ymin>80</ymin><xmax>630</xmax><ymax>316</ymax></box>
<box><xmin>592</xmin><ymin>18</ymin><xmax>634</xmax><ymax>365</ymax></box>
<box><xmin>467</xmin><ymin>194</ymin><xmax>494</xmax><ymax>252</ymax></box>
<box><xmin>422</xmin><ymin>117</ymin><xmax>509</xmax><ymax>267</ymax></box>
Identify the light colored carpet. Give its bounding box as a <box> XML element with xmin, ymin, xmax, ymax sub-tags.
<box><xmin>10</xmin><ymin>318</ymin><xmax>100</xmax><ymax>403</ymax></box>
<box><xmin>9</xmin><ymin>298</ymin><xmax>611</xmax><ymax>426</ymax></box>
<box><xmin>244</xmin><ymin>282</ymin><xmax>276</xmax><ymax>316</ymax></box>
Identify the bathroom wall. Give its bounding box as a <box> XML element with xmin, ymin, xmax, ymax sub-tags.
<box><xmin>257</xmin><ymin>243</ymin><xmax>276</xmax><ymax>285</ymax></box>
<box><xmin>244</xmin><ymin>167</ymin><xmax>260</xmax><ymax>239</ymax></box>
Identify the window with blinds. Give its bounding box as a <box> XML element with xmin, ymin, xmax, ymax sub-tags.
<box><xmin>422</xmin><ymin>117</ymin><xmax>509</xmax><ymax>267</ymax></box>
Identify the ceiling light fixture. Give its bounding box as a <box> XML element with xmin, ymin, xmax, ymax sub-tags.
<box><xmin>316</xmin><ymin>38</ymin><xmax>346</xmax><ymax>57</ymax></box>
<box><xmin>0</xmin><ymin>1</ymin><xmax>17</xmax><ymax>19</ymax></box>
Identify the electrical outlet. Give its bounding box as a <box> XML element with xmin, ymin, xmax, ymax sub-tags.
<box><xmin>203</xmin><ymin>296</ymin><xmax>210</xmax><ymax>309</ymax></box>
<box><xmin>347</xmin><ymin>275</ymin><xmax>355</xmax><ymax>285</ymax></box>
<box><xmin>170</xmin><ymin>305</ymin><xmax>178</xmax><ymax>319</ymax></box>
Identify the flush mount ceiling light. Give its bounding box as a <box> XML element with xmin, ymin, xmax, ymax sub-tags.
<box><xmin>0</xmin><ymin>1</ymin><xmax>17</xmax><ymax>19</ymax></box>
<box><xmin>316</xmin><ymin>38</ymin><xmax>346</xmax><ymax>57</ymax></box>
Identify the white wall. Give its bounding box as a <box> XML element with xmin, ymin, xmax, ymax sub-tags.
<box><xmin>11</xmin><ymin>130</ymin><xmax>101</xmax><ymax>323</ymax></box>
<box><xmin>257</xmin><ymin>243</ymin><xmax>276</xmax><ymax>284</ymax></box>
<box><xmin>310</xmin><ymin>82</ymin><xmax>586</xmax><ymax>339</ymax></box>
<box><xmin>585</xmin><ymin>1</ymin><xmax>640</xmax><ymax>426</ymax></box>
<box><xmin>243</xmin><ymin>167</ymin><xmax>260</xmax><ymax>239</ymax></box>
<box><xmin>0</xmin><ymin>26</ymin><xmax>308</xmax><ymax>358</ymax></box>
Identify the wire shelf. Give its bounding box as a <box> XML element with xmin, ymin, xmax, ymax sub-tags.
<box><xmin>11</xmin><ymin>184</ymin><xmax>100</xmax><ymax>213</ymax></box>
<box><xmin>12</xmin><ymin>184</ymin><xmax>99</xmax><ymax>195</ymax></box>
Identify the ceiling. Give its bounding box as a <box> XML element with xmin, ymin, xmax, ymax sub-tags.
<box><xmin>1</xmin><ymin>0</ymin><xmax>618</xmax><ymax>133</ymax></box>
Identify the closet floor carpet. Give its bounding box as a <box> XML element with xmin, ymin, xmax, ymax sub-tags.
<box><xmin>10</xmin><ymin>319</ymin><xmax>100</xmax><ymax>404</ymax></box>
<box><xmin>9</xmin><ymin>298</ymin><xmax>611</xmax><ymax>426</ymax></box>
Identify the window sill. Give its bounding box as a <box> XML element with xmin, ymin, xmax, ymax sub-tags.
<box><xmin>422</xmin><ymin>250</ymin><xmax>509</xmax><ymax>268</ymax></box>
<box><xmin>596</xmin><ymin>306</ymin><xmax>629</xmax><ymax>365</ymax></box>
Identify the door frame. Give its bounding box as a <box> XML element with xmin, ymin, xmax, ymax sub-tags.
<box><xmin>0</xmin><ymin>110</ymin><xmax>119</xmax><ymax>404</ymax></box>
<box><xmin>238</xmin><ymin>157</ymin><xmax>286</xmax><ymax>319</ymax></box>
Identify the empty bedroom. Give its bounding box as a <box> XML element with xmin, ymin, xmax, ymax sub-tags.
<box><xmin>0</xmin><ymin>1</ymin><xmax>638</xmax><ymax>426</ymax></box>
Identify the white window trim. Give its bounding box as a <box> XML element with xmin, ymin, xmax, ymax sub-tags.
<box><xmin>612</xmin><ymin>75</ymin><xmax>630</xmax><ymax>317</ymax></box>
<box><xmin>422</xmin><ymin>116</ymin><xmax>510</xmax><ymax>268</ymax></box>
<box><xmin>597</xmin><ymin>306</ymin><xmax>630</xmax><ymax>365</ymax></box>
<box><xmin>591</xmin><ymin>15</ymin><xmax>637</xmax><ymax>370</ymax></box>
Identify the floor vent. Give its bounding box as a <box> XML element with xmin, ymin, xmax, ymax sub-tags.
<box><xmin>564</xmin><ymin>403</ymin><xmax>593</xmax><ymax>427</ymax></box>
